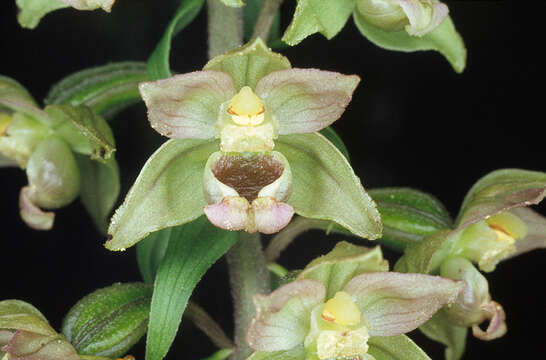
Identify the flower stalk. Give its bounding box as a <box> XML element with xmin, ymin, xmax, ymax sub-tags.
<box><xmin>207</xmin><ymin>0</ymin><xmax>243</xmax><ymax>58</ymax></box>
<box><xmin>251</xmin><ymin>0</ymin><xmax>285</xmax><ymax>41</ymax></box>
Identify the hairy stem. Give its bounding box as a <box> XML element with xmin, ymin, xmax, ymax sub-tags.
<box><xmin>251</xmin><ymin>0</ymin><xmax>284</xmax><ymax>41</ymax></box>
<box><xmin>226</xmin><ymin>232</ymin><xmax>270</xmax><ymax>360</ymax></box>
<box><xmin>207</xmin><ymin>0</ymin><xmax>243</xmax><ymax>58</ymax></box>
<box><xmin>186</xmin><ymin>302</ymin><xmax>234</xmax><ymax>349</ymax></box>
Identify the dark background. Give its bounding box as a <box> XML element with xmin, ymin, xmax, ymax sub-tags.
<box><xmin>1</xmin><ymin>0</ymin><xmax>544</xmax><ymax>359</ymax></box>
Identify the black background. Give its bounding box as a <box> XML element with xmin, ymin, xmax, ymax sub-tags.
<box><xmin>1</xmin><ymin>0</ymin><xmax>544</xmax><ymax>359</ymax></box>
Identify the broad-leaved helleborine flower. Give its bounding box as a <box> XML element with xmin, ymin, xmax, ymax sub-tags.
<box><xmin>246</xmin><ymin>241</ymin><xmax>463</xmax><ymax>360</ymax></box>
<box><xmin>0</xmin><ymin>74</ymin><xmax>116</xmax><ymax>230</ymax></box>
<box><xmin>393</xmin><ymin>168</ymin><xmax>546</xmax><ymax>359</ymax></box>
<box><xmin>106</xmin><ymin>39</ymin><xmax>382</xmax><ymax>251</ymax></box>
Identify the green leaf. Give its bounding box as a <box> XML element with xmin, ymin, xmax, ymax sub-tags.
<box><xmin>106</xmin><ymin>139</ymin><xmax>218</xmax><ymax>251</ymax></box>
<box><xmin>282</xmin><ymin>0</ymin><xmax>354</xmax><ymax>46</ymax></box>
<box><xmin>247</xmin><ymin>345</ymin><xmax>305</xmax><ymax>360</ymax></box>
<box><xmin>319</xmin><ymin>126</ymin><xmax>350</xmax><ymax>161</ymax></box>
<box><xmin>136</xmin><ymin>227</ymin><xmax>173</xmax><ymax>283</ymax></box>
<box><xmin>368</xmin><ymin>335</ymin><xmax>431</xmax><ymax>360</ymax></box>
<box><xmin>45</xmin><ymin>104</ymin><xmax>116</xmax><ymax>160</ymax></box>
<box><xmin>147</xmin><ymin>0</ymin><xmax>206</xmax><ymax>80</ymax></box>
<box><xmin>45</xmin><ymin>62</ymin><xmax>149</xmax><ymax>120</ymax></box>
<box><xmin>16</xmin><ymin>0</ymin><xmax>69</xmax><ymax>29</ymax></box>
<box><xmin>393</xmin><ymin>229</ymin><xmax>452</xmax><ymax>274</ymax></box>
<box><xmin>219</xmin><ymin>0</ymin><xmax>244</xmax><ymax>7</ymax></box>
<box><xmin>62</xmin><ymin>283</ymin><xmax>152</xmax><ymax>358</ymax></box>
<box><xmin>275</xmin><ymin>133</ymin><xmax>382</xmax><ymax>240</ymax></box>
<box><xmin>75</xmin><ymin>154</ymin><xmax>120</xmax><ymax>234</ymax></box>
<box><xmin>369</xmin><ymin>187</ymin><xmax>452</xmax><ymax>251</ymax></box>
<box><xmin>456</xmin><ymin>168</ymin><xmax>546</xmax><ymax>230</ymax></box>
<box><xmin>420</xmin><ymin>311</ymin><xmax>467</xmax><ymax>360</ymax></box>
<box><xmin>146</xmin><ymin>217</ymin><xmax>237</xmax><ymax>360</ymax></box>
<box><xmin>204</xmin><ymin>38</ymin><xmax>291</xmax><ymax>90</ymax></box>
<box><xmin>353</xmin><ymin>13</ymin><xmax>466</xmax><ymax>73</ymax></box>
<box><xmin>297</xmin><ymin>241</ymin><xmax>388</xmax><ymax>298</ymax></box>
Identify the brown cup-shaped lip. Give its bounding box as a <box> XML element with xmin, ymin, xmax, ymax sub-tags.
<box><xmin>212</xmin><ymin>154</ymin><xmax>284</xmax><ymax>202</ymax></box>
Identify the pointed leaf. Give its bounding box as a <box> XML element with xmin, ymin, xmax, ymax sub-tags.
<box><xmin>368</xmin><ymin>335</ymin><xmax>431</xmax><ymax>360</ymax></box>
<box><xmin>204</xmin><ymin>38</ymin><xmax>291</xmax><ymax>91</ymax></box>
<box><xmin>147</xmin><ymin>0</ymin><xmax>206</xmax><ymax>80</ymax></box>
<box><xmin>75</xmin><ymin>154</ymin><xmax>120</xmax><ymax>234</ymax></box>
<box><xmin>393</xmin><ymin>229</ymin><xmax>452</xmax><ymax>274</ymax></box>
<box><xmin>255</xmin><ymin>69</ymin><xmax>360</xmax><ymax>134</ymax></box>
<box><xmin>247</xmin><ymin>280</ymin><xmax>325</xmax><ymax>352</ymax></box>
<box><xmin>282</xmin><ymin>0</ymin><xmax>354</xmax><ymax>46</ymax></box>
<box><xmin>353</xmin><ymin>13</ymin><xmax>466</xmax><ymax>73</ymax></box>
<box><xmin>139</xmin><ymin>71</ymin><xmax>236</xmax><ymax>139</ymax></box>
<box><xmin>297</xmin><ymin>241</ymin><xmax>388</xmax><ymax>298</ymax></box>
<box><xmin>137</xmin><ymin>227</ymin><xmax>173</xmax><ymax>283</ymax></box>
<box><xmin>456</xmin><ymin>169</ymin><xmax>546</xmax><ymax>230</ymax></box>
<box><xmin>343</xmin><ymin>272</ymin><xmax>463</xmax><ymax>336</ymax></box>
<box><xmin>369</xmin><ymin>187</ymin><xmax>452</xmax><ymax>251</ymax></box>
<box><xmin>420</xmin><ymin>311</ymin><xmax>467</xmax><ymax>360</ymax></box>
<box><xmin>45</xmin><ymin>62</ymin><xmax>149</xmax><ymax>120</ymax></box>
<box><xmin>45</xmin><ymin>104</ymin><xmax>115</xmax><ymax>160</ymax></box>
<box><xmin>106</xmin><ymin>139</ymin><xmax>218</xmax><ymax>251</ymax></box>
<box><xmin>16</xmin><ymin>0</ymin><xmax>69</xmax><ymax>29</ymax></box>
<box><xmin>275</xmin><ymin>133</ymin><xmax>382</xmax><ymax>240</ymax></box>
<box><xmin>146</xmin><ymin>218</ymin><xmax>237</xmax><ymax>360</ymax></box>
<box><xmin>509</xmin><ymin>207</ymin><xmax>546</xmax><ymax>258</ymax></box>
<box><xmin>247</xmin><ymin>346</ymin><xmax>305</xmax><ymax>360</ymax></box>
<box><xmin>62</xmin><ymin>283</ymin><xmax>152</xmax><ymax>358</ymax></box>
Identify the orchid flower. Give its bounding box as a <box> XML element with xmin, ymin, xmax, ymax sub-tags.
<box><xmin>105</xmin><ymin>39</ymin><xmax>382</xmax><ymax>251</ymax></box>
<box><xmin>246</xmin><ymin>241</ymin><xmax>463</xmax><ymax>360</ymax></box>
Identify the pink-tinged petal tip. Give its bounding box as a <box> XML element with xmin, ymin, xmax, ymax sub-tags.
<box><xmin>204</xmin><ymin>196</ymin><xmax>250</xmax><ymax>231</ymax></box>
<box><xmin>472</xmin><ymin>301</ymin><xmax>507</xmax><ymax>341</ymax></box>
<box><xmin>252</xmin><ymin>197</ymin><xmax>294</xmax><ymax>234</ymax></box>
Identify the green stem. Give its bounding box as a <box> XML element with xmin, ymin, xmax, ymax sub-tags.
<box><xmin>185</xmin><ymin>301</ymin><xmax>234</xmax><ymax>349</ymax></box>
<box><xmin>226</xmin><ymin>232</ymin><xmax>270</xmax><ymax>360</ymax></box>
<box><xmin>251</xmin><ymin>0</ymin><xmax>284</xmax><ymax>41</ymax></box>
<box><xmin>207</xmin><ymin>0</ymin><xmax>243</xmax><ymax>58</ymax></box>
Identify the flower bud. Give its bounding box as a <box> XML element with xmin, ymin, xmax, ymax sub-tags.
<box><xmin>355</xmin><ymin>0</ymin><xmax>449</xmax><ymax>37</ymax></box>
<box><xmin>25</xmin><ymin>137</ymin><xmax>80</xmax><ymax>209</ymax></box>
<box><xmin>440</xmin><ymin>257</ymin><xmax>507</xmax><ymax>340</ymax></box>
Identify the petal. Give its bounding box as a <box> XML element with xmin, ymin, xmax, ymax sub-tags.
<box><xmin>139</xmin><ymin>71</ymin><xmax>236</xmax><ymax>139</ymax></box>
<box><xmin>456</xmin><ymin>169</ymin><xmax>546</xmax><ymax>232</ymax></box>
<box><xmin>61</xmin><ymin>0</ymin><xmax>115</xmax><ymax>11</ymax></box>
<box><xmin>247</xmin><ymin>280</ymin><xmax>326</xmax><ymax>352</ymax></box>
<box><xmin>106</xmin><ymin>139</ymin><xmax>217</xmax><ymax>251</ymax></box>
<box><xmin>252</xmin><ymin>197</ymin><xmax>294</xmax><ymax>234</ymax></box>
<box><xmin>343</xmin><ymin>272</ymin><xmax>463</xmax><ymax>336</ymax></box>
<box><xmin>19</xmin><ymin>186</ymin><xmax>55</xmax><ymax>231</ymax></box>
<box><xmin>393</xmin><ymin>0</ymin><xmax>449</xmax><ymax>37</ymax></box>
<box><xmin>3</xmin><ymin>331</ymin><xmax>79</xmax><ymax>360</ymax></box>
<box><xmin>471</xmin><ymin>301</ymin><xmax>507</xmax><ymax>341</ymax></box>
<box><xmin>203</xmin><ymin>152</ymin><xmax>240</xmax><ymax>204</ymax></box>
<box><xmin>204</xmin><ymin>196</ymin><xmax>250</xmax><ymax>232</ymax></box>
<box><xmin>297</xmin><ymin>242</ymin><xmax>389</xmax><ymax>298</ymax></box>
<box><xmin>257</xmin><ymin>151</ymin><xmax>292</xmax><ymax>202</ymax></box>
<box><xmin>276</xmin><ymin>133</ymin><xmax>382</xmax><ymax>240</ymax></box>
<box><xmin>508</xmin><ymin>207</ymin><xmax>546</xmax><ymax>258</ymax></box>
<box><xmin>419</xmin><ymin>311</ymin><xmax>467</xmax><ymax>360</ymax></box>
<box><xmin>255</xmin><ymin>69</ymin><xmax>360</xmax><ymax>134</ymax></box>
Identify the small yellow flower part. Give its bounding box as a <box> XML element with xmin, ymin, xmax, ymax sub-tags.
<box><xmin>0</xmin><ymin>113</ymin><xmax>11</xmax><ymax>136</ymax></box>
<box><xmin>115</xmin><ymin>356</ymin><xmax>135</xmax><ymax>360</ymax></box>
<box><xmin>321</xmin><ymin>291</ymin><xmax>361</xmax><ymax>327</ymax></box>
<box><xmin>486</xmin><ymin>212</ymin><xmax>528</xmax><ymax>241</ymax></box>
<box><xmin>227</xmin><ymin>86</ymin><xmax>265</xmax><ymax>126</ymax></box>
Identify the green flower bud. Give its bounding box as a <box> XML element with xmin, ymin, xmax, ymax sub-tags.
<box><xmin>355</xmin><ymin>0</ymin><xmax>449</xmax><ymax>36</ymax></box>
<box><xmin>25</xmin><ymin>136</ymin><xmax>80</xmax><ymax>209</ymax></box>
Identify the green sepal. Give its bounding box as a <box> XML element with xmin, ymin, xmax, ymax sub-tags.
<box><xmin>0</xmin><ymin>300</ymin><xmax>54</xmax><ymax>335</ymax></box>
<box><xmin>276</xmin><ymin>133</ymin><xmax>382</xmax><ymax>240</ymax></box>
<box><xmin>45</xmin><ymin>62</ymin><xmax>149</xmax><ymax>120</ymax></box>
<box><xmin>147</xmin><ymin>0</ymin><xmax>206</xmax><ymax>80</ymax></box>
<box><xmin>146</xmin><ymin>218</ymin><xmax>237</xmax><ymax>360</ymax></box>
<box><xmin>136</xmin><ymin>227</ymin><xmax>173</xmax><ymax>283</ymax></box>
<box><xmin>62</xmin><ymin>283</ymin><xmax>152</xmax><ymax>358</ymax></box>
<box><xmin>368</xmin><ymin>335</ymin><xmax>431</xmax><ymax>360</ymax></box>
<box><xmin>419</xmin><ymin>311</ymin><xmax>467</xmax><ymax>360</ymax></box>
<box><xmin>353</xmin><ymin>12</ymin><xmax>466</xmax><ymax>73</ymax></box>
<box><xmin>456</xmin><ymin>168</ymin><xmax>546</xmax><ymax>230</ymax></box>
<box><xmin>282</xmin><ymin>0</ymin><xmax>354</xmax><ymax>46</ymax></box>
<box><xmin>45</xmin><ymin>104</ymin><xmax>116</xmax><ymax>161</ymax></box>
<box><xmin>75</xmin><ymin>154</ymin><xmax>120</xmax><ymax>234</ymax></box>
<box><xmin>369</xmin><ymin>187</ymin><xmax>452</xmax><ymax>251</ymax></box>
<box><xmin>204</xmin><ymin>38</ymin><xmax>291</xmax><ymax>90</ymax></box>
<box><xmin>319</xmin><ymin>126</ymin><xmax>350</xmax><ymax>162</ymax></box>
<box><xmin>106</xmin><ymin>139</ymin><xmax>218</xmax><ymax>251</ymax></box>
<box><xmin>16</xmin><ymin>0</ymin><xmax>69</xmax><ymax>29</ymax></box>
<box><xmin>394</xmin><ymin>229</ymin><xmax>452</xmax><ymax>274</ymax></box>
<box><xmin>297</xmin><ymin>241</ymin><xmax>388</xmax><ymax>298</ymax></box>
